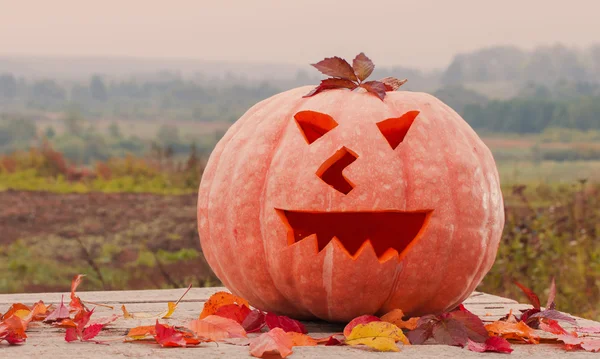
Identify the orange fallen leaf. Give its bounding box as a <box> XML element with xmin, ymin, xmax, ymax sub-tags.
<box><xmin>287</xmin><ymin>332</ymin><xmax>317</xmax><ymax>347</ymax></box>
<box><xmin>126</xmin><ymin>325</ymin><xmax>156</xmax><ymax>341</ymax></box>
<box><xmin>249</xmin><ymin>327</ymin><xmax>293</xmax><ymax>358</ymax></box>
<box><xmin>485</xmin><ymin>320</ymin><xmax>539</xmax><ymax>344</ymax></box>
<box><xmin>380</xmin><ymin>309</ymin><xmax>419</xmax><ymax>330</ymax></box>
<box><xmin>188</xmin><ymin>315</ymin><xmax>247</xmax><ymax>341</ymax></box>
<box><xmin>1</xmin><ymin>303</ymin><xmax>31</xmax><ymax>321</ymax></box>
<box><xmin>69</xmin><ymin>274</ymin><xmax>86</xmax><ymax>313</ymax></box>
<box><xmin>200</xmin><ymin>291</ymin><xmax>250</xmax><ymax>319</ymax></box>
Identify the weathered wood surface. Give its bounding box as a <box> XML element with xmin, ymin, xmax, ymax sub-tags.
<box><xmin>1</xmin><ymin>287</ymin><xmax>598</xmax><ymax>358</ymax></box>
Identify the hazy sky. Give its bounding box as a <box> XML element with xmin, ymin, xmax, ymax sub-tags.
<box><xmin>1</xmin><ymin>0</ymin><xmax>598</xmax><ymax>69</ymax></box>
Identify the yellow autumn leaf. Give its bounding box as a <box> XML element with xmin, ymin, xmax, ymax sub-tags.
<box><xmin>345</xmin><ymin>322</ymin><xmax>408</xmax><ymax>352</ymax></box>
<box><xmin>122</xmin><ymin>302</ymin><xmax>177</xmax><ymax>319</ymax></box>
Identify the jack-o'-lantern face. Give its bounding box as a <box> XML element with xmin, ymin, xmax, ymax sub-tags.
<box><xmin>276</xmin><ymin>110</ymin><xmax>432</xmax><ymax>262</ymax></box>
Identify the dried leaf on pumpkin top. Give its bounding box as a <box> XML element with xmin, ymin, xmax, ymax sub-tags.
<box><xmin>200</xmin><ymin>291</ymin><xmax>249</xmax><ymax>319</ymax></box>
<box><xmin>188</xmin><ymin>315</ymin><xmax>247</xmax><ymax>342</ymax></box>
<box><xmin>265</xmin><ymin>312</ymin><xmax>307</xmax><ymax>334</ymax></box>
<box><xmin>345</xmin><ymin>321</ymin><xmax>408</xmax><ymax>352</ymax></box>
<box><xmin>249</xmin><ymin>327</ymin><xmax>294</xmax><ymax>358</ymax></box>
<box><xmin>380</xmin><ymin>309</ymin><xmax>419</xmax><ymax>330</ymax></box>
<box><xmin>467</xmin><ymin>337</ymin><xmax>513</xmax><ymax>354</ymax></box>
<box><xmin>352</xmin><ymin>53</ymin><xmax>375</xmax><ymax>82</ymax></box>
<box><xmin>343</xmin><ymin>314</ymin><xmax>380</xmax><ymax>337</ymax></box>
<box><xmin>122</xmin><ymin>284</ymin><xmax>191</xmax><ymax>319</ymax></box>
<box><xmin>311</xmin><ymin>56</ymin><xmax>357</xmax><ymax>82</ymax></box>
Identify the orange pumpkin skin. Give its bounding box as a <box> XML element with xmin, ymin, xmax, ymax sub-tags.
<box><xmin>197</xmin><ymin>86</ymin><xmax>504</xmax><ymax>322</ymax></box>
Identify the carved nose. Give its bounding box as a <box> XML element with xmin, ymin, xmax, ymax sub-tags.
<box><xmin>315</xmin><ymin>147</ymin><xmax>358</xmax><ymax>194</ymax></box>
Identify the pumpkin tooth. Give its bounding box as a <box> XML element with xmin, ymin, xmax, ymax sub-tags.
<box><xmin>350</xmin><ymin>239</ymin><xmax>377</xmax><ymax>261</ymax></box>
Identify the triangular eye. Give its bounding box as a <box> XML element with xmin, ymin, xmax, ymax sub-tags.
<box><xmin>294</xmin><ymin>111</ymin><xmax>338</xmax><ymax>144</ymax></box>
<box><xmin>376</xmin><ymin>110</ymin><xmax>420</xmax><ymax>149</ymax></box>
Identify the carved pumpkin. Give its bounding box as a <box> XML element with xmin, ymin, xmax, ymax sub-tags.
<box><xmin>197</xmin><ymin>54</ymin><xmax>504</xmax><ymax>322</ymax></box>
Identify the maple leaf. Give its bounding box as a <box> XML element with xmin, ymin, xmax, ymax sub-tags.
<box><xmin>154</xmin><ymin>320</ymin><xmax>188</xmax><ymax>347</ymax></box>
<box><xmin>122</xmin><ymin>284</ymin><xmax>192</xmax><ymax>319</ymax></box>
<box><xmin>0</xmin><ymin>315</ymin><xmax>27</xmax><ymax>345</ymax></box>
<box><xmin>200</xmin><ymin>291</ymin><xmax>250</xmax><ymax>319</ymax></box>
<box><xmin>44</xmin><ymin>295</ymin><xmax>71</xmax><ymax>323</ymax></box>
<box><xmin>311</xmin><ymin>56</ymin><xmax>357</xmax><ymax>82</ymax></box>
<box><xmin>304</xmin><ymin>53</ymin><xmax>407</xmax><ymax>100</ymax></box>
<box><xmin>265</xmin><ymin>312</ymin><xmax>307</xmax><ymax>334</ymax></box>
<box><xmin>343</xmin><ymin>314</ymin><xmax>381</xmax><ymax>337</ymax></box>
<box><xmin>352</xmin><ymin>53</ymin><xmax>375</xmax><ymax>82</ymax></box>
<box><xmin>345</xmin><ymin>321</ymin><xmax>408</xmax><ymax>352</ymax></box>
<box><xmin>467</xmin><ymin>337</ymin><xmax>513</xmax><ymax>354</ymax></box>
<box><xmin>214</xmin><ymin>303</ymin><xmax>251</xmax><ymax>324</ymax></box>
<box><xmin>249</xmin><ymin>327</ymin><xmax>294</xmax><ymax>358</ymax></box>
<box><xmin>484</xmin><ymin>320</ymin><xmax>539</xmax><ymax>344</ymax></box>
<box><xmin>287</xmin><ymin>332</ymin><xmax>317</xmax><ymax>347</ymax></box>
<box><xmin>380</xmin><ymin>309</ymin><xmax>419</xmax><ymax>330</ymax></box>
<box><xmin>188</xmin><ymin>315</ymin><xmax>247</xmax><ymax>342</ymax></box>
<box><xmin>64</xmin><ymin>307</ymin><xmax>106</xmax><ymax>343</ymax></box>
<box><xmin>1</xmin><ymin>303</ymin><xmax>31</xmax><ymax>321</ymax></box>
<box><xmin>539</xmin><ymin>318</ymin><xmax>567</xmax><ymax>335</ymax></box>
<box><xmin>242</xmin><ymin>309</ymin><xmax>266</xmax><ymax>333</ymax></box>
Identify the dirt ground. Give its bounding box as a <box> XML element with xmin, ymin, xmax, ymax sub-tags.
<box><xmin>0</xmin><ymin>190</ymin><xmax>218</xmax><ymax>293</ymax></box>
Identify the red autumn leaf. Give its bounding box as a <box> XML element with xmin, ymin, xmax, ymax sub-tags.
<box><xmin>432</xmin><ymin>315</ymin><xmax>469</xmax><ymax>346</ymax></box>
<box><xmin>214</xmin><ymin>303</ymin><xmax>251</xmax><ymax>324</ymax></box>
<box><xmin>352</xmin><ymin>52</ymin><xmax>375</xmax><ymax>82</ymax></box>
<box><xmin>64</xmin><ymin>328</ymin><xmax>79</xmax><ymax>343</ymax></box>
<box><xmin>558</xmin><ymin>333</ymin><xmax>583</xmax><ymax>346</ymax></box>
<box><xmin>200</xmin><ymin>291</ymin><xmax>250</xmax><ymax>319</ymax></box>
<box><xmin>514</xmin><ymin>280</ymin><xmax>541</xmax><ymax>309</ymax></box>
<box><xmin>360</xmin><ymin>81</ymin><xmax>387</xmax><ymax>101</ymax></box>
<box><xmin>188</xmin><ymin>315</ymin><xmax>247</xmax><ymax>342</ymax></box>
<box><xmin>380</xmin><ymin>77</ymin><xmax>408</xmax><ymax>91</ymax></box>
<box><xmin>448</xmin><ymin>309</ymin><xmax>489</xmax><ymax>343</ymax></box>
<box><xmin>303</xmin><ymin>78</ymin><xmax>358</xmax><ymax>98</ymax></box>
<box><xmin>311</xmin><ymin>56</ymin><xmax>357</xmax><ymax>82</ymax></box>
<box><xmin>467</xmin><ymin>337</ymin><xmax>513</xmax><ymax>354</ymax></box>
<box><xmin>0</xmin><ymin>315</ymin><xmax>27</xmax><ymax>345</ymax></box>
<box><xmin>44</xmin><ymin>295</ymin><xmax>70</xmax><ymax>323</ymax></box>
<box><xmin>325</xmin><ymin>336</ymin><xmax>343</xmax><ymax>346</ymax></box>
<box><xmin>154</xmin><ymin>321</ymin><xmax>188</xmax><ymax>347</ymax></box>
<box><xmin>242</xmin><ymin>309</ymin><xmax>266</xmax><ymax>333</ymax></box>
<box><xmin>265</xmin><ymin>312</ymin><xmax>307</xmax><ymax>334</ymax></box>
<box><xmin>82</xmin><ymin>323</ymin><xmax>104</xmax><ymax>341</ymax></box>
<box><xmin>249</xmin><ymin>327</ymin><xmax>294</xmax><ymax>358</ymax></box>
<box><xmin>343</xmin><ymin>315</ymin><xmax>381</xmax><ymax>337</ymax></box>
<box><xmin>539</xmin><ymin>318</ymin><xmax>567</xmax><ymax>335</ymax></box>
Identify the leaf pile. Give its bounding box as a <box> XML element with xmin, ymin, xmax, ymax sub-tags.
<box><xmin>1</xmin><ymin>274</ymin><xmax>599</xmax><ymax>356</ymax></box>
<box><xmin>304</xmin><ymin>53</ymin><xmax>407</xmax><ymax>100</ymax></box>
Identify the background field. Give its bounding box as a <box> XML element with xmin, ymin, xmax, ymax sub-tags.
<box><xmin>2</xmin><ymin>42</ymin><xmax>600</xmax><ymax>322</ymax></box>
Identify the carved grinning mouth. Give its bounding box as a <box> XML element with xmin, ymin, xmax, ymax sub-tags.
<box><xmin>276</xmin><ymin>209</ymin><xmax>433</xmax><ymax>261</ymax></box>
